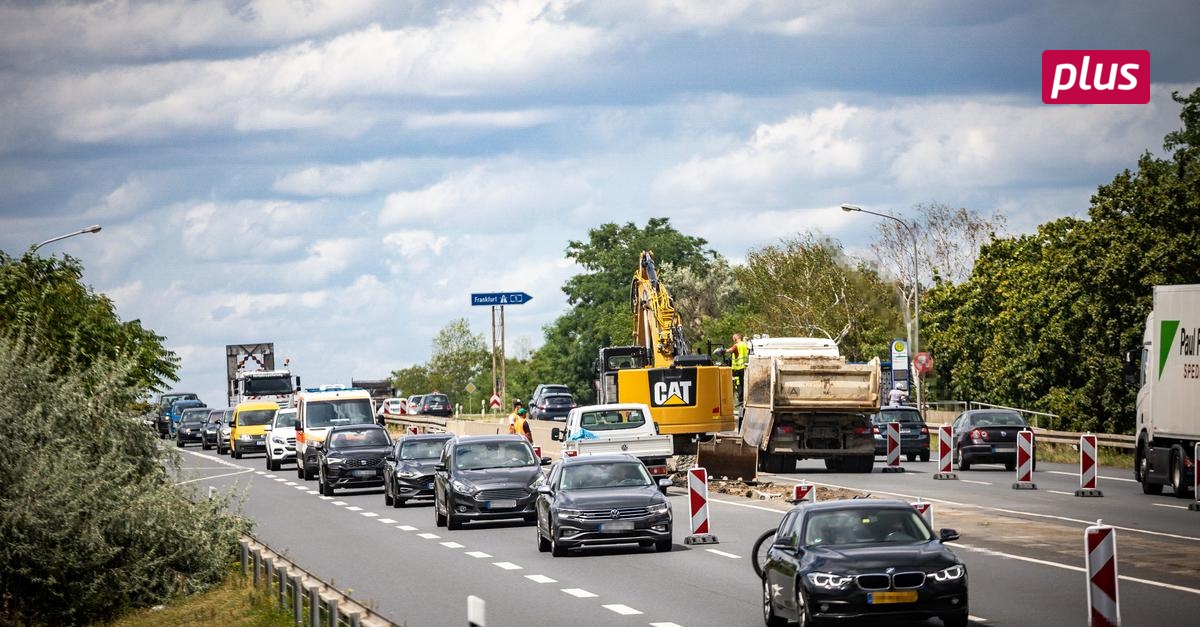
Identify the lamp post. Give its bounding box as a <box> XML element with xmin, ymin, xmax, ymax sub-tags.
<box><xmin>32</xmin><ymin>224</ymin><xmax>102</xmax><ymax>253</ymax></box>
<box><xmin>841</xmin><ymin>204</ymin><xmax>921</xmax><ymax>413</ymax></box>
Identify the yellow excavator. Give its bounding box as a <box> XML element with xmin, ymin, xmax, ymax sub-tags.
<box><xmin>593</xmin><ymin>251</ymin><xmax>741</xmax><ymax>460</ymax></box>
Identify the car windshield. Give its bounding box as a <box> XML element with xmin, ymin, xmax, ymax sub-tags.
<box><xmin>274</xmin><ymin>411</ymin><xmax>297</xmax><ymax>428</ymax></box>
<box><xmin>455</xmin><ymin>441</ymin><xmax>535</xmax><ymax>470</ymax></box>
<box><xmin>400</xmin><ymin>439</ymin><xmax>450</xmax><ymax>460</ymax></box>
<box><xmin>330</xmin><ymin>428</ymin><xmax>390</xmax><ymax>448</ymax></box>
<box><xmin>874</xmin><ymin>410</ymin><xmax>923</xmax><ymax>424</ymax></box>
<box><xmin>972</xmin><ymin>412</ymin><xmax>1026</xmax><ymax>427</ymax></box>
<box><xmin>237</xmin><ymin>409</ymin><xmax>276</xmax><ymax>426</ymax></box>
<box><xmin>181</xmin><ymin>417</ymin><xmax>205</xmax><ymax>426</ymax></box>
<box><xmin>561</xmin><ymin>462</ymin><xmax>651</xmax><ymax>489</ymax></box>
<box><xmin>243</xmin><ymin>376</ymin><xmax>293</xmax><ymax>395</ymax></box>
<box><xmin>803</xmin><ymin>508</ymin><xmax>932</xmax><ymax>547</ymax></box>
<box><xmin>544</xmin><ymin>395</ymin><xmax>573</xmax><ymax>405</ymax></box>
<box><xmin>305</xmin><ymin>399</ymin><xmax>374</xmax><ymax>427</ymax></box>
<box><xmin>172</xmin><ymin>401</ymin><xmax>204</xmax><ymax>413</ymax></box>
<box><xmin>579</xmin><ymin>409</ymin><xmax>646</xmax><ymax>431</ymax></box>
<box><xmin>425</xmin><ymin>395</ymin><xmax>448</xmax><ymax>404</ymax></box>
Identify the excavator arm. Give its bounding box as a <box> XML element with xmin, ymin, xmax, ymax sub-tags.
<box><xmin>631</xmin><ymin>251</ymin><xmax>689</xmax><ymax>368</ymax></box>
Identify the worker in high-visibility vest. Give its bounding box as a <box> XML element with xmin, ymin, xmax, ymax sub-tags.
<box><xmin>716</xmin><ymin>333</ymin><xmax>750</xmax><ymax>407</ymax></box>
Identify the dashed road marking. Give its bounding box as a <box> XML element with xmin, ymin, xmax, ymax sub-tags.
<box><xmin>465</xmin><ymin>551</ymin><xmax>492</xmax><ymax>558</ymax></box>
<box><xmin>706</xmin><ymin>549</ymin><xmax>741</xmax><ymax>559</ymax></box>
<box><xmin>256</xmin><ymin>471</ymin><xmax>266</xmax><ymax>475</ymax></box>
<box><xmin>1047</xmin><ymin>470</ymin><xmax>1135</xmax><ymax>483</ymax></box>
<box><xmin>1047</xmin><ymin>490</ymin><xmax>1074</xmax><ymax>496</ymax></box>
<box><xmin>440</xmin><ymin>541</ymin><xmax>465</xmax><ymax>549</ymax></box>
<box><xmin>263</xmin><ymin>474</ymin><xmax>275</xmax><ymax>478</ymax></box>
<box><xmin>969</xmin><ymin>616</ymin><xmax>988</xmax><ymax>623</ymax></box>
<box><xmin>378</xmin><ymin>518</ymin><xmax>397</xmax><ymax>524</ymax></box>
<box><xmin>603</xmin><ymin>604</ymin><xmax>642</xmax><ymax>615</ymax></box>
<box><xmin>318</xmin><ymin>495</ymin><xmax>332</xmax><ymax>500</ymax></box>
<box><xmin>1153</xmin><ymin>503</ymin><xmax>1189</xmax><ymax>510</ymax></box>
<box><xmin>417</xmin><ymin>532</ymin><xmax>440</xmax><ymax>539</ymax></box>
<box><xmin>525</xmin><ymin>574</ymin><xmax>556</xmax><ymax>583</ymax></box>
<box><xmin>562</xmin><ymin>588</ymin><xmax>597</xmax><ymax>598</ymax></box>
<box><xmin>959</xmin><ymin>479</ymin><xmax>991</xmax><ymax>485</ymax></box>
<box><xmin>493</xmin><ymin>562</ymin><xmax>522</xmax><ymax>570</ymax></box>
<box><xmin>650</xmin><ymin>623</ymin><xmax>684</xmax><ymax>627</ymax></box>
<box><xmin>345</xmin><ymin>506</ymin><xmax>363</xmax><ymax>512</ymax></box>
<box><xmin>306</xmin><ymin>490</ymin><xmax>319</xmax><ymax>495</ymax></box>
<box><xmin>397</xmin><ymin>525</ymin><xmax>418</xmax><ymax>531</ymax></box>
<box><xmin>361</xmin><ymin>512</ymin><xmax>378</xmax><ymax>517</ymax></box>
<box><xmin>275</xmin><ymin>478</ymin><xmax>288</xmax><ymax>482</ymax></box>
<box><xmin>332</xmin><ymin>501</ymin><xmax>347</xmax><ymax>506</ymax></box>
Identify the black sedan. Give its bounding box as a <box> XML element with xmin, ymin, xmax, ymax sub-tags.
<box><xmin>433</xmin><ymin>435</ymin><xmax>549</xmax><ymax>530</ymax></box>
<box><xmin>535</xmin><ymin>453</ymin><xmax>673</xmax><ymax>557</ymax></box>
<box><xmin>316</xmin><ymin>425</ymin><xmax>393</xmax><ymax>497</ymax></box>
<box><xmin>951</xmin><ymin>409</ymin><xmax>1035</xmax><ymax>471</ymax></box>
<box><xmin>384</xmin><ymin>433</ymin><xmax>453</xmax><ymax>508</ymax></box>
<box><xmin>175</xmin><ymin>410</ymin><xmax>209</xmax><ymax>447</ymax></box>
<box><xmin>762</xmin><ymin>499</ymin><xmax>967</xmax><ymax>627</ymax></box>
<box><xmin>871</xmin><ymin>406</ymin><xmax>930</xmax><ymax>461</ymax></box>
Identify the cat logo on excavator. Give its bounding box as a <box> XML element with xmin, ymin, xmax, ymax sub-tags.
<box><xmin>649</xmin><ymin>369</ymin><xmax>696</xmax><ymax>407</ymax></box>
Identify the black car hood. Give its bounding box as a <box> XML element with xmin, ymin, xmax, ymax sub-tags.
<box><xmin>456</xmin><ymin>466</ymin><xmax>540</xmax><ymax>487</ymax></box>
<box><xmin>806</xmin><ymin>542</ymin><xmax>958</xmax><ymax>572</ymax></box>
<box><xmin>556</xmin><ymin>485</ymin><xmax>664</xmax><ymax>509</ymax></box>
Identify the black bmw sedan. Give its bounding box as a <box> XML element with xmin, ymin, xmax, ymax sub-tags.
<box><xmin>761</xmin><ymin>499</ymin><xmax>967</xmax><ymax>627</ymax></box>
<box><xmin>535</xmin><ymin>453</ymin><xmax>673</xmax><ymax>557</ymax></box>
<box><xmin>384</xmin><ymin>433</ymin><xmax>453</xmax><ymax>508</ymax></box>
<box><xmin>316</xmin><ymin>424</ymin><xmax>392</xmax><ymax>497</ymax></box>
<box><xmin>433</xmin><ymin>435</ymin><xmax>549</xmax><ymax>530</ymax></box>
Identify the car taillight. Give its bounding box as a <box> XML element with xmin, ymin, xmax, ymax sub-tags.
<box><xmin>920</xmin><ymin>426</ymin><xmax>929</xmax><ymax>435</ymax></box>
<box><xmin>970</xmin><ymin>428</ymin><xmax>988</xmax><ymax>442</ymax></box>
<box><xmin>871</xmin><ymin>426</ymin><xmax>880</xmax><ymax>435</ymax></box>
<box><xmin>647</xmin><ymin>465</ymin><xmax>667</xmax><ymax>476</ymax></box>
<box><xmin>775</xmin><ymin>424</ymin><xmax>794</xmax><ymax>436</ymax></box>
<box><xmin>565</xmin><ymin>450</ymin><xmax>578</xmax><ymax>457</ymax></box>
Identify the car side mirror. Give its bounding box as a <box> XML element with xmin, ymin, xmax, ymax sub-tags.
<box><xmin>264</xmin><ymin>425</ymin><xmax>272</xmax><ymax>431</ymax></box>
<box><xmin>537</xmin><ymin>485</ymin><xmax>552</xmax><ymax>494</ymax></box>
<box><xmin>771</xmin><ymin>536</ymin><xmax>794</xmax><ymax>550</ymax></box>
<box><xmin>658</xmin><ymin>478</ymin><xmax>672</xmax><ymax>488</ymax></box>
<box><xmin>939</xmin><ymin>528</ymin><xmax>960</xmax><ymax>542</ymax></box>
<box><xmin>540</xmin><ymin>456</ymin><xmax>552</xmax><ymax>466</ymax></box>
<box><xmin>434</xmin><ymin>463</ymin><xmax>447</xmax><ymax>472</ymax></box>
<box><xmin>550</xmin><ymin>427</ymin><xmax>562</xmax><ymax>442</ymax></box>
<box><xmin>385</xmin><ymin>453</ymin><xmax>396</xmax><ymax>462</ymax></box>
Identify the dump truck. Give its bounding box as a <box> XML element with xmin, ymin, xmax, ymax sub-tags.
<box><xmin>1134</xmin><ymin>284</ymin><xmax>1200</xmax><ymax>498</ymax></box>
<box><xmin>699</xmin><ymin>337</ymin><xmax>881</xmax><ymax>478</ymax></box>
<box><xmin>226</xmin><ymin>343</ymin><xmax>299</xmax><ymax>408</ymax></box>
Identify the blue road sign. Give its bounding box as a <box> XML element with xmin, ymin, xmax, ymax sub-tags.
<box><xmin>471</xmin><ymin>292</ymin><xmax>533</xmax><ymax>306</ymax></box>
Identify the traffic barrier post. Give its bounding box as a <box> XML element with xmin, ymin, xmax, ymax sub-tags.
<box><xmin>1085</xmin><ymin>520</ymin><xmax>1120</xmax><ymax>627</ymax></box>
<box><xmin>291</xmin><ymin>574</ymin><xmax>302</xmax><ymax>623</ymax></box>
<box><xmin>882</xmin><ymin>422</ymin><xmax>905</xmax><ymax>473</ymax></box>
<box><xmin>791</xmin><ymin>481</ymin><xmax>815</xmax><ymax>504</ymax></box>
<box><xmin>327</xmin><ymin>598</ymin><xmax>338</xmax><ymax>627</ymax></box>
<box><xmin>307</xmin><ymin>584</ymin><xmax>321</xmax><ymax>627</ymax></box>
<box><xmin>933</xmin><ymin>424</ymin><xmax>957</xmax><ymax>480</ymax></box>
<box><xmin>1191</xmin><ymin>442</ymin><xmax>1200</xmax><ymax>512</ymax></box>
<box><xmin>1076</xmin><ymin>434</ymin><xmax>1103</xmax><ymax>497</ymax></box>
<box><xmin>468</xmin><ymin>595</ymin><xmax>487</xmax><ymax>627</ymax></box>
<box><xmin>684</xmin><ymin>467</ymin><xmax>719</xmax><ymax>545</ymax></box>
<box><xmin>1012</xmin><ymin>430</ymin><xmax>1037</xmax><ymax>490</ymax></box>
<box><xmin>912</xmin><ymin>497</ymin><xmax>933</xmax><ymax>528</ymax></box>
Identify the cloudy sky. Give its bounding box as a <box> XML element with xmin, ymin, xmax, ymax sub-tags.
<box><xmin>2</xmin><ymin>1</ymin><xmax>1197</xmax><ymax>406</ymax></box>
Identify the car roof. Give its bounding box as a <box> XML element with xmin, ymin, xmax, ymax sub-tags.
<box><xmin>398</xmin><ymin>433</ymin><xmax>453</xmax><ymax>442</ymax></box>
<box><xmin>451</xmin><ymin>434</ymin><xmax>529</xmax><ymax>445</ymax></box>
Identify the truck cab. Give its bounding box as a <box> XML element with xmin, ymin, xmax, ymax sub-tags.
<box><xmin>550</xmin><ymin>403</ymin><xmax>674</xmax><ymax>488</ymax></box>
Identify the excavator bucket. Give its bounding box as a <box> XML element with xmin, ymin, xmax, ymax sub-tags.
<box><xmin>696</xmin><ymin>434</ymin><xmax>759</xmax><ymax>482</ymax></box>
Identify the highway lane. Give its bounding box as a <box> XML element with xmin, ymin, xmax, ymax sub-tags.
<box><xmin>174</xmin><ymin>446</ymin><xmax>1200</xmax><ymax>626</ymax></box>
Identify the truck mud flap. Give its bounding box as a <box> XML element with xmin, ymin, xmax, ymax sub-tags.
<box><xmin>697</xmin><ymin>435</ymin><xmax>758</xmax><ymax>482</ymax></box>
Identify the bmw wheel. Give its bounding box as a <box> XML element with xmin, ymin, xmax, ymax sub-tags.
<box><xmin>762</xmin><ymin>578</ymin><xmax>786</xmax><ymax>627</ymax></box>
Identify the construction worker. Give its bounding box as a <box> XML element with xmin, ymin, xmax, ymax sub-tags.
<box><xmin>507</xmin><ymin>399</ymin><xmax>524</xmax><ymax>434</ymax></box>
<box><xmin>726</xmin><ymin>333</ymin><xmax>750</xmax><ymax>406</ymax></box>
<box><xmin>514</xmin><ymin>407</ymin><xmax>534</xmax><ymax>444</ymax></box>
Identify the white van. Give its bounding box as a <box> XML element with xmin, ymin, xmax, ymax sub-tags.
<box><xmin>294</xmin><ymin>386</ymin><xmax>375</xmax><ymax>480</ymax></box>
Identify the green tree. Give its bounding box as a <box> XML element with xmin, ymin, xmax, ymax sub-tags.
<box><xmin>426</xmin><ymin>318</ymin><xmax>489</xmax><ymax>405</ymax></box>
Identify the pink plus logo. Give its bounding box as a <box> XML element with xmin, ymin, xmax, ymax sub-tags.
<box><xmin>1042</xmin><ymin>50</ymin><xmax>1150</xmax><ymax>104</ymax></box>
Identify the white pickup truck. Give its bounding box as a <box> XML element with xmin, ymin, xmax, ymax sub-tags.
<box><xmin>550</xmin><ymin>403</ymin><xmax>675</xmax><ymax>486</ymax></box>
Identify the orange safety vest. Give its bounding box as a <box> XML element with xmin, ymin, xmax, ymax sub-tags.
<box><xmin>514</xmin><ymin>413</ymin><xmax>533</xmax><ymax>442</ymax></box>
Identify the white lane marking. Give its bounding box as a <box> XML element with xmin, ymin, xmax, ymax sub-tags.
<box><xmin>417</xmin><ymin>532</ymin><xmax>440</xmax><ymax>539</ymax></box>
<box><xmin>306</xmin><ymin>490</ymin><xmax>319</xmax><ymax>495</ymax></box>
<box><xmin>440</xmin><ymin>542</ymin><xmax>465</xmax><ymax>549</ymax></box>
<box><xmin>1047</xmin><ymin>490</ymin><xmax>1074</xmax><ymax>496</ymax></box>
<box><xmin>969</xmin><ymin>616</ymin><xmax>989</xmax><ymax>623</ymax></box>
<box><xmin>650</xmin><ymin>623</ymin><xmax>685</xmax><ymax>627</ymax></box>
<box><xmin>378</xmin><ymin>518</ymin><xmax>397</xmax><ymax>524</ymax></box>
<box><xmin>275</xmin><ymin>478</ymin><xmax>288</xmax><ymax>483</ymax></box>
<box><xmin>1153</xmin><ymin>503</ymin><xmax>1189</xmax><ymax>510</ymax></box>
<box><xmin>332</xmin><ymin>501</ymin><xmax>348</xmax><ymax>506</ymax></box>
<box><xmin>706</xmin><ymin>549</ymin><xmax>741</xmax><ymax>559</ymax></box>
<box><xmin>708</xmin><ymin>498</ymin><xmax>785</xmax><ymax>513</ymax></box>
<box><xmin>396</xmin><ymin>525</ymin><xmax>418</xmax><ymax>531</ymax></box>
<box><xmin>603</xmin><ymin>604</ymin><xmax>642</xmax><ymax>616</ymax></box>
<box><xmin>493</xmin><ymin>562</ymin><xmax>522</xmax><ymax>570</ymax></box>
<box><xmin>949</xmin><ymin>542</ymin><xmax>1200</xmax><ymax>596</ymax></box>
<box><xmin>1048</xmin><ymin>470</ymin><xmax>1135</xmax><ymax>484</ymax></box>
<box><xmin>361</xmin><ymin>512</ymin><xmax>379</xmax><ymax>517</ymax></box>
<box><xmin>285</xmin><ymin>481</ymin><xmax>298</xmax><ymax>486</ymax></box>
<box><xmin>959</xmin><ymin>479</ymin><xmax>991</xmax><ymax>485</ymax></box>
<box><xmin>173</xmin><ymin>448</ymin><xmax>256</xmax><ymax>484</ymax></box>
<box><xmin>768</xmin><ymin>476</ymin><xmax>1200</xmax><ymax>542</ymax></box>
<box><xmin>256</xmin><ymin>471</ymin><xmax>266</xmax><ymax>475</ymax></box>
<box><xmin>263</xmin><ymin>474</ymin><xmax>275</xmax><ymax>478</ymax></box>
<box><xmin>173</xmin><ymin>468</ymin><xmax>253</xmax><ymax>485</ymax></box>
<box><xmin>466</xmin><ymin>551</ymin><xmax>492</xmax><ymax>558</ymax></box>
<box><xmin>318</xmin><ymin>495</ymin><xmax>333</xmax><ymax>500</ymax></box>
<box><xmin>526</xmin><ymin>574</ymin><xmax>556</xmax><ymax>583</ymax></box>
<box><xmin>561</xmin><ymin>588</ymin><xmax>597</xmax><ymax>598</ymax></box>
<box><xmin>345</xmin><ymin>506</ymin><xmax>363</xmax><ymax>512</ymax></box>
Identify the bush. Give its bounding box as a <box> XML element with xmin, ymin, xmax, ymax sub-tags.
<box><xmin>0</xmin><ymin>339</ymin><xmax>247</xmax><ymax>625</ymax></box>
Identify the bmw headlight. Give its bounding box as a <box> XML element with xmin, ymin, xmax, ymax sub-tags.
<box><xmin>647</xmin><ymin>502</ymin><xmax>671</xmax><ymax>515</ymax></box>
<box><xmin>557</xmin><ymin>507</ymin><xmax>584</xmax><ymax>519</ymax></box>
<box><xmin>450</xmin><ymin>479</ymin><xmax>478</xmax><ymax>496</ymax></box>
<box><xmin>806</xmin><ymin>572</ymin><xmax>854</xmax><ymax>590</ymax></box>
<box><xmin>398</xmin><ymin>470</ymin><xmax>421</xmax><ymax>479</ymax></box>
<box><xmin>326</xmin><ymin>457</ymin><xmax>344</xmax><ymax>465</ymax></box>
<box><xmin>931</xmin><ymin>564</ymin><xmax>965</xmax><ymax>582</ymax></box>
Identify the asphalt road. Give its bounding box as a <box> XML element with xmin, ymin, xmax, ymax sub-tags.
<box><xmin>173</xmin><ymin>446</ymin><xmax>1200</xmax><ymax>627</ymax></box>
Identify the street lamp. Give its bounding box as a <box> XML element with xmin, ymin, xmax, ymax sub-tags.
<box><xmin>32</xmin><ymin>224</ymin><xmax>102</xmax><ymax>253</ymax></box>
<box><xmin>841</xmin><ymin>204</ymin><xmax>922</xmax><ymax>412</ymax></box>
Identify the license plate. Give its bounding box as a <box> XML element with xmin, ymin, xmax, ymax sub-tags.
<box><xmin>600</xmin><ymin>521</ymin><xmax>634</xmax><ymax>533</ymax></box>
<box><xmin>486</xmin><ymin>499</ymin><xmax>517</xmax><ymax>509</ymax></box>
<box><xmin>352</xmin><ymin>469</ymin><xmax>379</xmax><ymax>478</ymax></box>
<box><xmin>992</xmin><ymin>444</ymin><xmax>1015</xmax><ymax>453</ymax></box>
<box><xmin>868</xmin><ymin>591</ymin><xmax>918</xmax><ymax>604</ymax></box>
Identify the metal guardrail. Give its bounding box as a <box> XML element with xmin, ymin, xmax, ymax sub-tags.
<box><xmin>240</xmin><ymin>534</ymin><xmax>397</xmax><ymax>627</ymax></box>
<box><xmin>1031</xmin><ymin>428</ymin><xmax>1136</xmax><ymax>450</ymax></box>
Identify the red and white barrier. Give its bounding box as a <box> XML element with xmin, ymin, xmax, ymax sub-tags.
<box><xmin>912</xmin><ymin>498</ymin><xmax>933</xmax><ymax>528</ymax></box>
<box><xmin>1076</xmin><ymin>434</ymin><xmax>1103</xmax><ymax>497</ymax></box>
<box><xmin>407</xmin><ymin>426</ymin><xmax>418</xmax><ymax>435</ymax></box>
<box><xmin>792</xmin><ymin>481</ymin><xmax>816</xmax><ymax>504</ymax></box>
<box><xmin>1085</xmin><ymin>521</ymin><xmax>1120</xmax><ymax>627</ymax></box>
<box><xmin>1191</xmin><ymin>442</ymin><xmax>1200</xmax><ymax>512</ymax></box>
<box><xmin>882</xmin><ymin>422</ymin><xmax>905</xmax><ymax>473</ymax></box>
<box><xmin>933</xmin><ymin>424</ymin><xmax>957</xmax><ymax>480</ymax></box>
<box><xmin>1012</xmin><ymin>430</ymin><xmax>1037</xmax><ymax>490</ymax></box>
<box><xmin>684</xmin><ymin>467</ymin><xmax>719</xmax><ymax>545</ymax></box>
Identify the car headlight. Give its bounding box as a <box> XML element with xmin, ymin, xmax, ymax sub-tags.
<box><xmin>238</xmin><ymin>434</ymin><xmax>253</xmax><ymax>441</ymax></box>
<box><xmin>271</xmin><ymin>437</ymin><xmax>286</xmax><ymax>445</ymax></box>
<box><xmin>557</xmin><ymin>507</ymin><xmax>584</xmax><ymax>519</ymax></box>
<box><xmin>930</xmin><ymin>564</ymin><xmax>965</xmax><ymax>582</ymax></box>
<box><xmin>528</xmin><ymin>474</ymin><xmax>545</xmax><ymax>488</ymax></box>
<box><xmin>450</xmin><ymin>479</ymin><xmax>478</xmax><ymax>496</ymax></box>
<box><xmin>647</xmin><ymin>501</ymin><xmax>671</xmax><ymax>515</ymax></box>
<box><xmin>806</xmin><ymin>572</ymin><xmax>854</xmax><ymax>590</ymax></box>
<box><xmin>326</xmin><ymin>457</ymin><xmax>344</xmax><ymax>465</ymax></box>
<box><xmin>398</xmin><ymin>470</ymin><xmax>421</xmax><ymax>479</ymax></box>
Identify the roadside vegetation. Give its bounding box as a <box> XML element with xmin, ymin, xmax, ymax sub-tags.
<box><xmin>107</xmin><ymin>567</ymin><xmax>294</xmax><ymax>627</ymax></box>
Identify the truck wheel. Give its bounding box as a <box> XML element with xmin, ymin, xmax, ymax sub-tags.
<box><xmin>849</xmin><ymin>455</ymin><xmax>874</xmax><ymax>473</ymax></box>
<box><xmin>823</xmin><ymin>458</ymin><xmax>843</xmax><ymax>472</ymax></box>
<box><xmin>1170</xmin><ymin>447</ymin><xmax>1192</xmax><ymax>498</ymax></box>
<box><xmin>919</xmin><ymin>451</ymin><xmax>930</xmax><ymax>462</ymax></box>
<box><xmin>1138</xmin><ymin>440</ymin><xmax>1163</xmax><ymax>495</ymax></box>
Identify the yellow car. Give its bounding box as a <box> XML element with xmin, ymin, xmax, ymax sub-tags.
<box><xmin>230</xmin><ymin>401</ymin><xmax>279</xmax><ymax>459</ymax></box>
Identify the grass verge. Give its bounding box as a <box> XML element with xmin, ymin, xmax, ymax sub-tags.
<box><xmin>105</xmin><ymin>565</ymin><xmax>295</xmax><ymax>627</ymax></box>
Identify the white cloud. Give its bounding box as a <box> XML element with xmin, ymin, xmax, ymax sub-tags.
<box><xmin>404</xmin><ymin>108</ymin><xmax>556</xmax><ymax>130</ymax></box>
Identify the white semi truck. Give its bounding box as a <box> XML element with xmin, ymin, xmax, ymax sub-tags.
<box><xmin>1134</xmin><ymin>284</ymin><xmax>1200</xmax><ymax>498</ymax></box>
